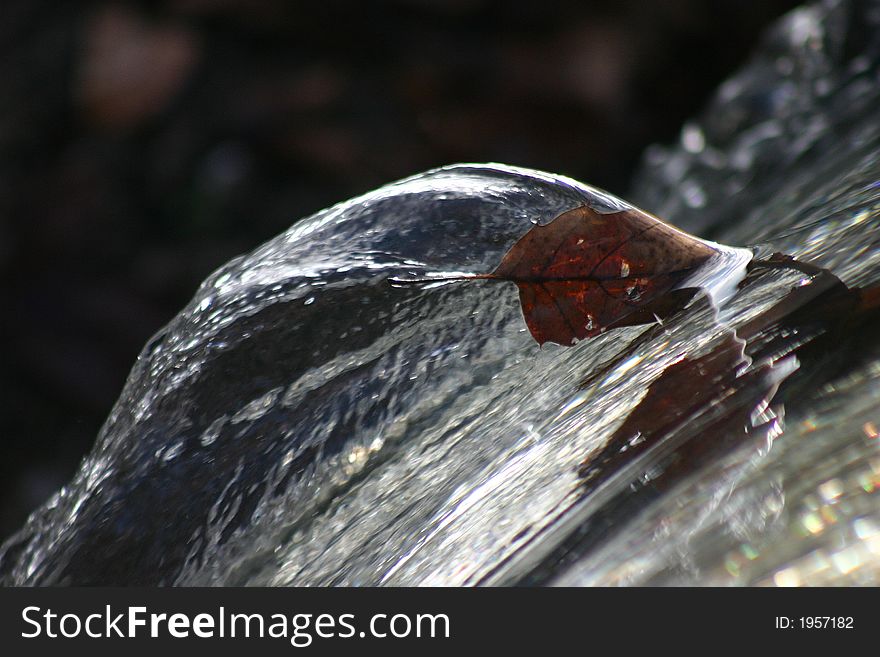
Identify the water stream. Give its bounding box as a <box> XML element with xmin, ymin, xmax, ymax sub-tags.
<box><xmin>2</xmin><ymin>0</ymin><xmax>879</xmax><ymax>586</ymax></box>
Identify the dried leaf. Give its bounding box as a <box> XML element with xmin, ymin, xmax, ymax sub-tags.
<box><xmin>393</xmin><ymin>205</ymin><xmax>717</xmax><ymax>345</ymax></box>
<box><xmin>491</xmin><ymin>206</ymin><xmax>716</xmax><ymax>344</ymax></box>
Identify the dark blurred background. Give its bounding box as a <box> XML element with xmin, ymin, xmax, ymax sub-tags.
<box><xmin>1</xmin><ymin>0</ymin><xmax>803</xmax><ymax>538</ymax></box>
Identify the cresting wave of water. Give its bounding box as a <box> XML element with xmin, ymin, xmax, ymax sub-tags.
<box><xmin>2</xmin><ymin>163</ymin><xmax>743</xmax><ymax>586</ymax></box>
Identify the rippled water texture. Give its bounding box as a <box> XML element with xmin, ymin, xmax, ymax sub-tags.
<box><xmin>3</xmin><ymin>0</ymin><xmax>880</xmax><ymax>586</ymax></box>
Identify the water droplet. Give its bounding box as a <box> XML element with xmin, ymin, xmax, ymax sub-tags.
<box><xmin>162</xmin><ymin>441</ymin><xmax>183</xmax><ymax>462</ymax></box>
<box><xmin>200</xmin><ymin>416</ymin><xmax>226</xmax><ymax>446</ymax></box>
<box><xmin>682</xmin><ymin>123</ymin><xmax>705</xmax><ymax>153</ymax></box>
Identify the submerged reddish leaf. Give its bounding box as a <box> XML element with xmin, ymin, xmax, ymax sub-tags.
<box><xmin>578</xmin><ymin>331</ymin><xmax>773</xmax><ymax>488</ymax></box>
<box><xmin>577</xmin><ymin>254</ymin><xmax>880</xmax><ymax>492</ymax></box>
<box><xmin>491</xmin><ymin>206</ymin><xmax>716</xmax><ymax>345</ymax></box>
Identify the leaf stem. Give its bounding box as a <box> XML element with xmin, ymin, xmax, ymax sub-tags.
<box><xmin>388</xmin><ymin>273</ymin><xmax>497</xmax><ymax>285</ymax></box>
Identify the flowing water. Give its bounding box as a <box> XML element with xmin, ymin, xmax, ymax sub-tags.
<box><xmin>2</xmin><ymin>0</ymin><xmax>880</xmax><ymax>586</ymax></box>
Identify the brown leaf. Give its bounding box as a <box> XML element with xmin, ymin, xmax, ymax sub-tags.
<box><xmin>492</xmin><ymin>205</ymin><xmax>715</xmax><ymax>344</ymax></box>
<box><xmin>391</xmin><ymin>204</ymin><xmax>716</xmax><ymax>345</ymax></box>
